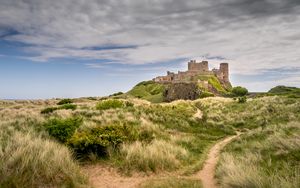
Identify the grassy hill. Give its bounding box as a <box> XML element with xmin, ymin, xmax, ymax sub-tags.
<box><xmin>126</xmin><ymin>75</ymin><xmax>231</xmax><ymax>103</ymax></box>
<box><xmin>127</xmin><ymin>81</ymin><xmax>166</xmax><ymax>103</ymax></box>
<box><xmin>268</xmin><ymin>85</ymin><xmax>300</xmax><ymax>98</ymax></box>
<box><xmin>1</xmin><ymin>96</ymin><xmax>299</xmax><ymax>187</ymax></box>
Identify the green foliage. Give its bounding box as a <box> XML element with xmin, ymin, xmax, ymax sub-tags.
<box><xmin>199</xmin><ymin>91</ymin><xmax>214</xmax><ymax>98</ymax></box>
<box><xmin>68</xmin><ymin>124</ymin><xmax>129</xmax><ymax>157</ymax></box>
<box><xmin>268</xmin><ymin>85</ymin><xmax>300</xmax><ymax>98</ymax></box>
<box><xmin>109</xmin><ymin>91</ymin><xmax>124</xmax><ymax>97</ymax></box>
<box><xmin>96</xmin><ymin>99</ymin><xmax>125</xmax><ymax>110</ymax></box>
<box><xmin>127</xmin><ymin>81</ymin><xmax>165</xmax><ymax>103</ymax></box>
<box><xmin>208</xmin><ymin>76</ymin><xmax>226</xmax><ymax>93</ymax></box>
<box><xmin>0</xmin><ymin>114</ymin><xmax>88</xmax><ymax>187</ymax></box>
<box><xmin>41</xmin><ymin>104</ymin><xmax>77</xmax><ymax>114</ymax></box>
<box><xmin>60</xmin><ymin>104</ymin><xmax>77</xmax><ymax>110</ymax></box>
<box><xmin>44</xmin><ymin>117</ymin><xmax>83</xmax><ymax>143</ymax></box>
<box><xmin>57</xmin><ymin>98</ymin><xmax>73</xmax><ymax>105</ymax></box>
<box><xmin>237</xmin><ymin>96</ymin><xmax>247</xmax><ymax>103</ymax></box>
<box><xmin>141</xmin><ymin>178</ymin><xmax>202</xmax><ymax>188</ymax></box>
<box><xmin>232</xmin><ymin>86</ymin><xmax>248</xmax><ymax>96</ymax></box>
<box><xmin>196</xmin><ymin>75</ymin><xmax>228</xmax><ymax>93</ymax></box>
<box><xmin>41</xmin><ymin>107</ymin><xmax>58</xmax><ymax>114</ymax></box>
<box><xmin>216</xmin><ymin>122</ymin><xmax>300</xmax><ymax>188</ymax></box>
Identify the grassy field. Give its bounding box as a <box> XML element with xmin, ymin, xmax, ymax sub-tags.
<box><xmin>216</xmin><ymin>122</ymin><xmax>300</xmax><ymax>188</ymax></box>
<box><xmin>0</xmin><ymin>95</ymin><xmax>299</xmax><ymax>187</ymax></box>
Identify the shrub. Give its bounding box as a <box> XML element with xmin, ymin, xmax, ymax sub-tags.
<box><xmin>68</xmin><ymin>124</ymin><xmax>128</xmax><ymax>157</ymax></box>
<box><xmin>44</xmin><ymin>117</ymin><xmax>83</xmax><ymax>143</ymax></box>
<box><xmin>199</xmin><ymin>91</ymin><xmax>214</xmax><ymax>98</ymax></box>
<box><xmin>41</xmin><ymin>107</ymin><xmax>58</xmax><ymax>114</ymax></box>
<box><xmin>109</xmin><ymin>91</ymin><xmax>124</xmax><ymax>97</ymax></box>
<box><xmin>238</xmin><ymin>96</ymin><xmax>247</xmax><ymax>103</ymax></box>
<box><xmin>60</xmin><ymin>104</ymin><xmax>77</xmax><ymax>110</ymax></box>
<box><xmin>232</xmin><ymin>86</ymin><xmax>248</xmax><ymax>96</ymax></box>
<box><xmin>57</xmin><ymin>98</ymin><xmax>73</xmax><ymax>105</ymax></box>
<box><xmin>96</xmin><ymin>99</ymin><xmax>124</xmax><ymax>110</ymax></box>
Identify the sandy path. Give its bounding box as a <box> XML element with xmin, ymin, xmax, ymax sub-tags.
<box><xmin>82</xmin><ymin>165</ymin><xmax>152</xmax><ymax>188</ymax></box>
<box><xmin>83</xmin><ymin>132</ymin><xmax>240</xmax><ymax>188</ymax></box>
<box><xmin>197</xmin><ymin>133</ymin><xmax>240</xmax><ymax>188</ymax></box>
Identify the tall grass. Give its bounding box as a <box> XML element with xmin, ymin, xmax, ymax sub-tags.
<box><xmin>0</xmin><ymin>100</ymin><xmax>89</xmax><ymax>188</ymax></box>
<box><xmin>140</xmin><ymin>177</ymin><xmax>202</xmax><ymax>188</ymax></box>
<box><xmin>121</xmin><ymin>140</ymin><xmax>188</xmax><ymax>172</ymax></box>
<box><xmin>216</xmin><ymin>122</ymin><xmax>300</xmax><ymax>188</ymax></box>
<box><xmin>0</xmin><ymin>128</ymin><xmax>88</xmax><ymax>187</ymax></box>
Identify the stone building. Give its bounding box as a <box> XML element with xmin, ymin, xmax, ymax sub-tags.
<box><xmin>153</xmin><ymin>60</ymin><xmax>230</xmax><ymax>85</ymax></box>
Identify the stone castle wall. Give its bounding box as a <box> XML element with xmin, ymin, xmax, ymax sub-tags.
<box><xmin>153</xmin><ymin>60</ymin><xmax>229</xmax><ymax>84</ymax></box>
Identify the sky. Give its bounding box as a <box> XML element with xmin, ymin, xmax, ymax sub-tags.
<box><xmin>0</xmin><ymin>0</ymin><xmax>300</xmax><ymax>99</ymax></box>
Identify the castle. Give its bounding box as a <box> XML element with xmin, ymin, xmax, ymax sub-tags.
<box><xmin>153</xmin><ymin>60</ymin><xmax>230</xmax><ymax>85</ymax></box>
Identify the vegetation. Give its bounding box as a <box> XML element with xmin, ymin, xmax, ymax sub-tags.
<box><xmin>41</xmin><ymin>106</ymin><xmax>58</xmax><ymax>114</ymax></box>
<box><xmin>0</xmin><ymin>93</ymin><xmax>299</xmax><ymax>187</ymax></box>
<box><xmin>41</xmin><ymin>104</ymin><xmax>77</xmax><ymax>114</ymax></box>
<box><xmin>0</xmin><ymin>102</ymin><xmax>88</xmax><ymax>187</ymax></box>
<box><xmin>96</xmin><ymin>99</ymin><xmax>126</xmax><ymax>110</ymax></box>
<box><xmin>57</xmin><ymin>98</ymin><xmax>73</xmax><ymax>105</ymax></box>
<box><xmin>44</xmin><ymin>116</ymin><xmax>83</xmax><ymax>142</ymax></box>
<box><xmin>232</xmin><ymin>86</ymin><xmax>248</xmax><ymax>96</ymax></box>
<box><xmin>68</xmin><ymin>124</ymin><xmax>130</xmax><ymax>157</ymax></box>
<box><xmin>109</xmin><ymin>91</ymin><xmax>124</xmax><ymax>97</ymax></box>
<box><xmin>127</xmin><ymin>81</ymin><xmax>166</xmax><ymax>103</ymax></box>
<box><xmin>141</xmin><ymin>177</ymin><xmax>202</xmax><ymax>188</ymax></box>
<box><xmin>268</xmin><ymin>85</ymin><xmax>300</xmax><ymax>98</ymax></box>
<box><xmin>216</xmin><ymin>122</ymin><xmax>300</xmax><ymax>188</ymax></box>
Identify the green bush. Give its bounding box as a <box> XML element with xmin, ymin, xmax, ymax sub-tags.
<box><xmin>60</xmin><ymin>104</ymin><xmax>77</xmax><ymax>110</ymax></box>
<box><xmin>44</xmin><ymin>117</ymin><xmax>83</xmax><ymax>143</ymax></box>
<box><xmin>238</xmin><ymin>96</ymin><xmax>247</xmax><ymax>103</ymax></box>
<box><xmin>96</xmin><ymin>99</ymin><xmax>125</xmax><ymax>110</ymax></box>
<box><xmin>41</xmin><ymin>107</ymin><xmax>58</xmax><ymax>114</ymax></box>
<box><xmin>68</xmin><ymin>124</ymin><xmax>128</xmax><ymax>157</ymax></box>
<box><xmin>109</xmin><ymin>91</ymin><xmax>124</xmax><ymax>97</ymax></box>
<box><xmin>232</xmin><ymin>86</ymin><xmax>248</xmax><ymax>96</ymax></box>
<box><xmin>199</xmin><ymin>91</ymin><xmax>214</xmax><ymax>98</ymax></box>
<box><xmin>57</xmin><ymin>98</ymin><xmax>73</xmax><ymax>105</ymax></box>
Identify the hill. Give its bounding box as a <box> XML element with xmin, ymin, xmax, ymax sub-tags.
<box><xmin>268</xmin><ymin>85</ymin><xmax>300</xmax><ymax>98</ymax></box>
<box><xmin>127</xmin><ymin>75</ymin><xmax>231</xmax><ymax>103</ymax></box>
<box><xmin>0</xmin><ymin>96</ymin><xmax>299</xmax><ymax>187</ymax></box>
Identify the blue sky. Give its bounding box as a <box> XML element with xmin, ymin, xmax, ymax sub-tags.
<box><xmin>1</xmin><ymin>0</ymin><xmax>300</xmax><ymax>99</ymax></box>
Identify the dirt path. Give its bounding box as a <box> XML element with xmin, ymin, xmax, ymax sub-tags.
<box><xmin>197</xmin><ymin>133</ymin><xmax>240</xmax><ymax>188</ymax></box>
<box><xmin>82</xmin><ymin>165</ymin><xmax>152</xmax><ymax>188</ymax></box>
<box><xmin>83</xmin><ymin>133</ymin><xmax>240</xmax><ymax>188</ymax></box>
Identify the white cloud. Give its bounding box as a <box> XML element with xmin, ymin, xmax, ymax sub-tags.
<box><xmin>1</xmin><ymin>0</ymin><xmax>300</xmax><ymax>78</ymax></box>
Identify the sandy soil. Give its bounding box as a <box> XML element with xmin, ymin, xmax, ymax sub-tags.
<box><xmin>197</xmin><ymin>134</ymin><xmax>240</xmax><ymax>188</ymax></box>
<box><xmin>82</xmin><ymin>165</ymin><xmax>152</xmax><ymax>188</ymax></box>
<box><xmin>83</xmin><ymin>133</ymin><xmax>240</xmax><ymax>188</ymax></box>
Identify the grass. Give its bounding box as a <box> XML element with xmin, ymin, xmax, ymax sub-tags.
<box><xmin>0</xmin><ymin>120</ymin><xmax>88</xmax><ymax>188</ymax></box>
<box><xmin>268</xmin><ymin>85</ymin><xmax>300</xmax><ymax>98</ymax></box>
<box><xmin>120</xmin><ymin>140</ymin><xmax>188</xmax><ymax>173</ymax></box>
<box><xmin>0</xmin><ymin>95</ymin><xmax>299</xmax><ymax>187</ymax></box>
<box><xmin>140</xmin><ymin>177</ymin><xmax>202</xmax><ymax>188</ymax></box>
<box><xmin>127</xmin><ymin>81</ymin><xmax>166</xmax><ymax>103</ymax></box>
<box><xmin>216</xmin><ymin>122</ymin><xmax>300</xmax><ymax>188</ymax></box>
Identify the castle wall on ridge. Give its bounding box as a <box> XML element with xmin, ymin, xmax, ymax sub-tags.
<box><xmin>153</xmin><ymin>60</ymin><xmax>229</xmax><ymax>84</ymax></box>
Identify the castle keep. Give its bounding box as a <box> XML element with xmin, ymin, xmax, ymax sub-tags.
<box><xmin>153</xmin><ymin>60</ymin><xmax>230</xmax><ymax>85</ymax></box>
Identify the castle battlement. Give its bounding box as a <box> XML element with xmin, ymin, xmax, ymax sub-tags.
<box><xmin>153</xmin><ymin>60</ymin><xmax>229</xmax><ymax>84</ymax></box>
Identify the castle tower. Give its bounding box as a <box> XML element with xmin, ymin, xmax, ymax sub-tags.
<box><xmin>219</xmin><ymin>63</ymin><xmax>229</xmax><ymax>82</ymax></box>
<box><xmin>188</xmin><ymin>60</ymin><xmax>209</xmax><ymax>72</ymax></box>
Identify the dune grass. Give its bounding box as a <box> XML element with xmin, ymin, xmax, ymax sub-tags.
<box><xmin>216</xmin><ymin>122</ymin><xmax>300</xmax><ymax>188</ymax></box>
<box><xmin>140</xmin><ymin>177</ymin><xmax>202</xmax><ymax>188</ymax></box>
<box><xmin>0</xmin><ymin>96</ymin><xmax>299</xmax><ymax>187</ymax></box>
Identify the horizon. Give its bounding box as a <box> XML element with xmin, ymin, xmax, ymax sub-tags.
<box><xmin>1</xmin><ymin>0</ymin><xmax>300</xmax><ymax>99</ymax></box>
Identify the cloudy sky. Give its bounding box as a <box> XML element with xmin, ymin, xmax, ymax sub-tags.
<box><xmin>1</xmin><ymin>0</ymin><xmax>300</xmax><ymax>99</ymax></box>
